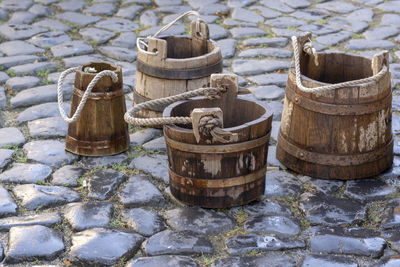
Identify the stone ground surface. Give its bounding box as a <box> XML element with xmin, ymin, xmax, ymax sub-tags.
<box><xmin>0</xmin><ymin>0</ymin><xmax>399</xmax><ymax>266</ymax></box>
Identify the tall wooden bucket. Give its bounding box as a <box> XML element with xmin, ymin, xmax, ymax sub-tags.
<box><xmin>63</xmin><ymin>62</ymin><xmax>130</xmax><ymax>156</ymax></box>
<box><xmin>163</xmin><ymin>74</ymin><xmax>273</xmax><ymax>208</ymax></box>
<box><xmin>135</xmin><ymin>19</ymin><xmax>223</xmax><ymax>119</ymax></box>
<box><xmin>277</xmin><ymin>33</ymin><xmax>393</xmax><ymax>180</ymax></box>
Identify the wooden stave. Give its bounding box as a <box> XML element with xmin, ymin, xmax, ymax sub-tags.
<box><xmin>277</xmin><ymin>53</ymin><xmax>392</xmax><ymax>179</ymax></box>
<box><xmin>163</xmin><ymin>97</ymin><xmax>273</xmax><ymax>208</ymax></box>
<box><xmin>66</xmin><ymin>62</ymin><xmax>130</xmax><ymax>156</ymax></box>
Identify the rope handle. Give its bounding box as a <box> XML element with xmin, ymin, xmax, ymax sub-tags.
<box><xmin>124</xmin><ymin>86</ymin><xmax>238</xmax><ymax>143</ymax></box>
<box><xmin>137</xmin><ymin>10</ymin><xmax>203</xmax><ymax>56</ymax></box>
<box><xmin>291</xmin><ymin>35</ymin><xmax>388</xmax><ymax>93</ymax></box>
<box><xmin>57</xmin><ymin>67</ymin><xmax>118</xmax><ymax>123</ymax></box>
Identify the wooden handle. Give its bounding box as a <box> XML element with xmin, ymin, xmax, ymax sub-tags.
<box><xmin>372</xmin><ymin>51</ymin><xmax>389</xmax><ymax>75</ymax></box>
<box><xmin>190</xmin><ymin>20</ymin><xmax>209</xmax><ymax>40</ymax></box>
<box><xmin>147</xmin><ymin>38</ymin><xmax>167</xmax><ymax>59</ymax></box>
<box><xmin>191</xmin><ymin>107</ymin><xmax>223</xmax><ymax>143</ymax></box>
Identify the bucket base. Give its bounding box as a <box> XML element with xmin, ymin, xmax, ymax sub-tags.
<box><xmin>65</xmin><ymin>135</ymin><xmax>130</xmax><ymax>156</ymax></box>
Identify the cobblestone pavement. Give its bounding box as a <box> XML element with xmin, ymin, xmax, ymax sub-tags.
<box><xmin>0</xmin><ymin>0</ymin><xmax>399</xmax><ymax>266</ymax></box>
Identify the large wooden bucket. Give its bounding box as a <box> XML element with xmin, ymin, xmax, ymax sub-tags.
<box><xmin>65</xmin><ymin>62</ymin><xmax>130</xmax><ymax>156</ymax></box>
<box><xmin>135</xmin><ymin>20</ymin><xmax>223</xmax><ymax>119</ymax></box>
<box><xmin>277</xmin><ymin>33</ymin><xmax>393</xmax><ymax>180</ymax></box>
<box><xmin>163</xmin><ymin>74</ymin><xmax>273</xmax><ymax>208</ymax></box>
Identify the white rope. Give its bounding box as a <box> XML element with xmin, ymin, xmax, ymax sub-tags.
<box><xmin>57</xmin><ymin>67</ymin><xmax>119</xmax><ymax>123</ymax></box>
<box><xmin>137</xmin><ymin>10</ymin><xmax>202</xmax><ymax>56</ymax></box>
<box><xmin>291</xmin><ymin>36</ymin><xmax>388</xmax><ymax>93</ymax></box>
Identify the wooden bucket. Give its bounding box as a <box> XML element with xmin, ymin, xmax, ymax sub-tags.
<box><xmin>65</xmin><ymin>62</ymin><xmax>130</xmax><ymax>156</ymax></box>
<box><xmin>277</xmin><ymin>33</ymin><xmax>393</xmax><ymax>180</ymax></box>
<box><xmin>163</xmin><ymin>74</ymin><xmax>273</xmax><ymax>208</ymax></box>
<box><xmin>135</xmin><ymin>20</ymin><xmax>223</xmax><ymax>119</ymax></box>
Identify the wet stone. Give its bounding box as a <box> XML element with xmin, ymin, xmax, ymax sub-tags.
<box><xmin>232</xmin><ymin>7</ymin><xmax>264</xmax><ymax>23</ymax></box>
<box><xmin>84</xmin><ymin>3</ymin><xmax>116</xmax><ymax>15</ymax></box>
<box><xmin>130</xmin><ymin>128</ymin><xmax>162</xmax><ymax>146</ymax></box>
<box><xmin>347</xmin><ymin>39</ymin><xmax>396</xmax><ymax>50</ymax></box>
<box><xmin>11</xmin><ymin>84</ymin><xmax>73</xmax><ymax>108</ymax></box>
<box><xmin>364</xmin><ymin>26</ymin><xmax>399</xmax><ymax>40</ymax></box>
<box><xmin>241</xmin><ymin>198</ymin><xmax>291</xmax><ymax>216</ymax></box>
<box><xmin>144</xmin><ymin>230</ymin><xmax>213</xmax><ymax>256</ymax></box>
<box><xmin>300</xmin><ymin>192</ymin><xmax>366</xmax><ymax>226</ymax></box>
<box><xmin>56</xmin><ymin>12</ymin><xmax>101</xmax><ymax>26</ymax></box>
<box><xmin>247</xmin><ymin>73</ymin><xmax>288</xmax><ymax>87</ymax></box>
<box><xmin>0</xmin><ymin>163</ymin><xmax>52</xmax><ymax>184</ymax></box>
<box><xmin>140</xmin><ymin>10</ymin><xmax>158</xmax><ymax>26</ymax></box>
<box><xmin>0</xmin><ymin>24</ymin><xmax>47</xmax><ymax>40</ymax></box>
<box><xmin>0</xmin><ymin>55</ymin><xmax>43</xmax><ymax>69</ymax></box>
<box><xmin>29</xmin><ymin>31</ymin><xmax>71</xmax><ymax>48</ymax></box>
<box><xmin>8</xmin><ymin>11</ymin><xmax>37</xmax><ymax>24</ymax></box>
<box><xmin>0</xmin><ymin>40</ymin><xmax>44</xmax><ymax>56</ymax></box>
<box><xmin>249</xmin><ymin>5</ymin><xmax>280</xmax><ymax>19</ymax></box>
<box><xmin>5</xmin><ymin>76</ymin><xmax>40</xmax><ymax>93</ymax></box>
<box><xmin>56</xmin><ymin>0</ymin><xmax>85</xmax><ymax>11</ymax></box>
<box><xmin>28</xmin><ymin>116</ymin><xmax>67</xmax><ymax>138</ymax></box>
<box><xmin>213</xmin><ymin>254</ymin><xmax>296</xmax><ymax>267</ymax></box>
<box><xmin>142</xmin><ymin>137</ymin><xmax>166</xmax><ymax>152</ymax></box>
<box><xmin>245</xmin><ymin>215</ymin><xmax>300</xmax><ymax>238</ymax></box>
<box><xmin>0</xmin><ymin>149</ymin><xmax>14</xmax><ymax>169</ymax></box>
<box><xmin>264</xmin><ymin>170</ymin><xmax>302</xmax><ymax>197</ymax></box>
<box><xmin>95</xmin><ymin>18</ymin><xmax>139</xmax><ymax>32</ymax></box>
<box><xmin>308</xmin><ymin>178</ymin><xmax>344</xmax><ymax>195</ymax></box>
<box><xmin>63</xmin><ymin>202</ymin><xmax>113</xmax><ymax>231</ymax></box>
<box><xmin>51</xmin><ymin>40</ymin><xmax>93</xmax><ymax>58</ymax></box>
<box><xmin>344</xmin><ymin>179</ymin><xmax>396</xmax><ymax>202</ymax></box>
<box><xmin>118</xmin><ymin>175</ymin><xmax>165</xmax><ymax>207</ymax></box>
<box><xmin>382</xmin><ymin>229</ymin><xmax>400</xmax><ymax>252</ymax></box>
<box><xmin>99</xmin><ymin>46</ymin><xmax>137</xmax><ymax>62</ymax></box>
<box><xmin>302</xmin><ymin>255</ymin><xmax>358</xmax><ymax>267</ymax></box>
<box><xmin>116</xmin><ymin>5</ymin><xmax>143</xmax><ymax>20</ymax></box>
<box><xmin>0</xmin><ymin>127</ymin><xmax>25</xmax><ymax>147</ymax></box>
<box><xmin>5</xmin><ymin>225</ymin><xmax>64</xmax><ymax>263</ymax></box>
<box><xmin>225</xmin><ymin>234</ymin><xmax>305</xmax><ymax>255</ymax></box>
<box><xmin>112</xmin><ymin>32</ymin><xmax>137</xmax><ymax>48</ymax></box>
<box><xmin>122</xmin><ymin>208</ymin><xmax>166</xmax><ymax>236</ymax></box>
<box><xmin>88</xmin><ymin>169</ymin><xmax>126</xmax><ymax>201</ymax></box>
<box><xmin>0</xmin><ymin>212</ymin><xmax>61</xmax><ymax>231</ymax></box>
<box><xmin>0</xmin><ymin>186</ymin><xmax>17</xmax><ymax>216</ymax></box>
<box><xmin>33</xmin><ymin>19</ymin><xmax>71</xmax><ymax>32</ymax></box>
<box><xmin>127</xmin><ymin>255</ymin><xmax>198</xmax><ymax>267</ymax></box>
<box><xmin>383</xmin><ymin>198</ymin><xmax>400</xmax><ymax>229</ymax></box>
<box><xmin>81</xmin><ymin>154</ymin><xmax>128</xmax><ymax>168</ymax></box>
<box><xmin>52</xmin><ymin>165</ymin><xmax>84</xmax><ymax>187</ymax></box>
<box><xmin>316</xmin><ymin>31</ymin><xmax>352</xmax><ymax>46</ymax></box>
<box><xmin>17</xmin><ymin>102</ymin><xmax>68</xmax><ymax>124</ymax></box>
<box><xmin>70</xmin><ymin>228</ymin><xmax>144</xmax><ymax>266</ymax></box>
<box><xmin>24</xmin><ymin>140</ymin><xmax>77</xmax><ymax>167</ymax></box>
<box><xmin>232</xmin><ymin>59</ymin><xmax>289</xmax><ymax>76</ymax></box>
<box><xmin>129</xmin><ymin>154</ymin><xmax>169</xmax><ymax>183</ymax></box>
<box><xmin>249</xmin><ymin>85</ymin><xmax>285</xmax><ymax>100</ymax></box>
<box><xmin>230</xmin><ymin>27</ymin><xmax>266</xmax><ymax>39</ymax></box>
<box><xmin>165</xmin><ymin>207</ymin><xmax>235</xmax><ymax>235</ymax></box>
<box><xmin>377</xmin><ymin>257</ymin><xmax>400</xmax><ymax>267</ymax></box>
<box><xmin>79</xmin><ymin>28</ymin><xmax>115</xmax><ymax>44</ymax></box>
<box><xmin>12</xmin><ymin>184</ymin><xmax>80</xmax><ymax>210</ymax></box>
<box><xmin>216</xmin><ymin>39</ymin><xmax>236</xmax><ymax>59</ymax></box>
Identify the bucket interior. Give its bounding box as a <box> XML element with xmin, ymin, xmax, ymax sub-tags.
<box><xmin>301</xmin><ymin>53</ymin><xmax>373</xmax><ymax>84</ymax></box>
<box><xmin>161</xmin><ymin>36</ymin><xmax>215</xmax><ymax>59</ymax></box>
<box><xmin>81</xmin><ymin>62</ymin><xmax>117</xmax><ymax>73</ymax></box>
<box><xmin>169</xmin><ymin>98</ymin><xmax>266</xmax><ymax>129</ymax></box>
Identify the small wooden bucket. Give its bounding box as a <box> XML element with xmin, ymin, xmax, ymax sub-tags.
<box><xmin>277</xmin><ymin>33</ymin><xmax>393</xmax><ymax>180</ymax></box>
<box><xmin>135</xmin><ymin>18</ymin><xmax>222</xmax><ymax>119</ymax></box>
<box><xmin>163</xmin><ymin>74</ymin><xmax>273</xmax><ymax>208</ymax></box>
<box><xmin>63</xmin><ymin>62</ymin><xmax>130</xmax><ymax>156</ymax></box>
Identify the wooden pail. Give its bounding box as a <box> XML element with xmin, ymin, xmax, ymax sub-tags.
<box><xmin>135</xmin><ymin>20</ymin><xmax>223</xmax><ymax>119</ymax></box>
<box><xmin>277</xmin><ymin>33</ymin><xmax>393</xmax><ymax>180</ymax></box>
<box><xmin>65</xmin><ymin>62</ymin><xmax>130</xmax><ymax>156</ymax></box>
<box><xmin>163</xmin><ymin>74</ymin><xmax>273</xmax><ymax>208</ymax></box>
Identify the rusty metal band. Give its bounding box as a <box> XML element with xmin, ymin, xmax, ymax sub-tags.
<box><xmin>165</xmin><ymin>132</ymin><xmax>270</xmax><ymax>154</ymax></box>
<box><xmin>133</xmin><ymin>89</ymin><xmax>165</xmax><ymax>112</ymax></box>
<box><xmin>169</xmin><ymin>166</ymin><xmax>266</xmax><ymax>188</ymax></box>
<box><xmin>278</xmin><ymin>132</ymin><xmax>393</xmax><ymax>166</ymax></box>
<box><xmin>136</xmin><ymin>60</ymin><xmax>223</xmax><ymax>80</ymax></box>
<box><xmin>285</xmin><ymin>85</ymin><xmax>392</xmax><ymax>116</ymax></box>
<box><xmin>74</xmin><ymin>87</ymin><xmax>124</xmax><ymax>100</ymax></box>
<box><xmin>66</xmin><ymin>134</ymin><xmax>128</xmax><ymax>149</ymax></box>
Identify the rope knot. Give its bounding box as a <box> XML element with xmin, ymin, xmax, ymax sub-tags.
<box><xmin>198</xmin><ymin>115</ymin><xmax>238</xmax><ymax>144</ymax></box>
<box><xmin>303</xmin><ymin>40</ymin><xmax>319</xmax><ymax>66</ymax></box>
